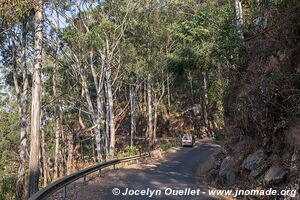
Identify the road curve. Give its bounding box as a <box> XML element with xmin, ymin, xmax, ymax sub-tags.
<box><xmin>51</xmin><ymin>141</ymin><xmax>221</xmax><ymax>200</ymax></box>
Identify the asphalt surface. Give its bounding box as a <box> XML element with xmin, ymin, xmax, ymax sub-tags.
<box><xmin>52</xmin><ymin>141</ymin><xmax>221</xmax><ymax>200</ymax></box>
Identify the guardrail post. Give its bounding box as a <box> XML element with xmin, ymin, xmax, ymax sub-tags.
<box><xmin>62</xmin><ymin>185</ymin><xmax>67</xmax><ymax>198</ymax></box>
<box><xmin>113</xmin><ymin>164</ymin><xmax>115</xmax><ymax>170</ymax></box>
<box><xmin>83</xmin><ymin>175</ymin><xmax>87</xmax><ymax>184</ymax></box>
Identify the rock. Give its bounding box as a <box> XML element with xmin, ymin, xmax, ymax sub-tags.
<box><xmin>249</xmin><ymin>162</ymin><xmax>269</xmax><ymax>179</ymax></box>
<box><xmin>215</xmin><ymin>152</ymin><xmax>226</xmax><ymax>166</ymax></box>
<box><xmin>291</xmin><ymin>153</ymin><xmax>298</xmax><ymax>162</ymax></box>
<box><xmin>264</xmin><ymin>166</ymin><xmax>287</xmax><ymax>183</ymax></box>
<box><xmin>241</xmin><ymin>150</ymin><xmax>267</xmax><ymax>171</ymax></box>
<box><xmin>282</xmin><ymin>151</ymin><xmax>291</xmax><ymax>161</ymax></box>
<box><xmin>226</xmin><ymin>170</ymin><xmax>236</xmax><ymax>186</ymax></box>
<box><xmin>206</xmin><ymin>152</ymin><xmax>226</xmax><ymax>178</ymax></box>
<box><xmin>219</xmin><ymin>156</ymin><xmax>236</xmax><ymax>185</ymax></box>
<box><xmin>269</xmin><ymin>153</ymin><xmax>280</xmax><ymax>162</ymax></box>
<box><xmin>249</xmin><ymin>170</ymin><xmax>260</xmax><ymax>178</ymax></box>
<box><xmin>219</xmin><ymin>157</ymin><xmax>232</xmax><ymax>177</ymax></box>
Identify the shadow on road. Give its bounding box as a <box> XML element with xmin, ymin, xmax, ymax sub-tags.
<box><xmin>50</xmin><ymin>141</ymin><xmax>222</xmax><ymax>200</ymax></box>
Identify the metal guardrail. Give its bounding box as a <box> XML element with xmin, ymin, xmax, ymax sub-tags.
<box><xmin>29</xmin><ymin>153</ymin><xmax>150</xmax><ymax>200</ymax></box>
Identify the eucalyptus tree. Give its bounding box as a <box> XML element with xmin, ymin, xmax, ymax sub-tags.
<box><xmin>0</xmin><ymin>1</ymin><xmax>36</xmax><ymax>198</ymax></box>
<box><xmin>50</xmin><ymin>0</ymin><xmax>63</xmax><ymax>180</ymax></box>
<box><xmin>129</xmin><ymin>76</ymin><xmax>137</xmax><ymax>147</ymax></box>
<box><xmin>234</xmin><ymin>0</ymin><xmax>244</xmax><ymax>39</ymax></box>
<box><xmin>166</xmin><ymin>0</ymin><xmax>243</xmax><ymax>134</ymax></box>
<box><xmin>61</xmin><ymin>0</ymin><xmax>133</xmax><ymax>159</ymax></box>
<box><xmin>61</xmin><ymin>1</ymin><xmax>104</xmax><ymax>161</ymax></box>
<box><xmin>125</xmin><ymin>0</ymin><xmax>164</xmax><ymax>149</ymax></box>
<box><xmin>14</xmin><ymin>18</ymin><xmax>30</xmax><ymax>199</ymax></box>
<box><xmin>95</xmin><ymin>0</ymin><xmax>133</xmax><ymax>157</ymax></box>
<box><xmin>28</xmin><ymin>0</ymin><xmax>44</xmax><ymax>196</ymax></box>
<box><xmin>42</xmin><ymin>0</ymin><xmax>64</xmax><ymax>180</ymax></box>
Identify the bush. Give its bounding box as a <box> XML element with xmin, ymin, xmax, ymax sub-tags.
<box><xmin>159</xmin><ymin>139</ymin><xmax>181</xmax><ymax>152</ymax></box>
<box><xmin>117</xmin><ymin>145</ymin><xmax>139</xmax><ymax>158</ymax></box>
<box><xmin>0</xmin><ymin>174</ymin><xmax>17</xmax><ymax>200</ymax></box>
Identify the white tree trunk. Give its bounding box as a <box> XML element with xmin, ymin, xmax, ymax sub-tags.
<box><xmin>166</xmin><ymin>73</ymin><xmax>171</xmax><ymax>133</ymax></box>
<box><xmin>235</xmin><ymin>0</ymin><xmax>244</xmax><ymax>39</ymax></box>
<box><xmin>40</xmin><ymin>111</ymin><xmax>48</xmax><ymax>187</ymax></box>
<box><xmin>202</xmin><ymin>71</ymin><xmax>209</xmax><ymax>133</ymax></box>
<box><xmin>13</xmin><ymin>19</ymin><xmax>29</xmax><ymax>199</ymax></box>
<box><xmin>153</xmin><ymin>94</ymin><xmax>158</xmax><ymax>143</ymax></box>
<box><xmin>53</xmin><ymin>3</ymin><xmax>62</xmax><ymax>180</ymax></box>
<box><xmin>130</xmin><ymin>79</ymin><xmax>137</xmax><ymax>147</ymax></box>
<box><xmin>81</xmin><ymin>71</ymin><xmax>102</xmax><ymax>160</ymax></box>
<box><xmin>89</xmin><ymin>50</ymin><xmax>103</xmax><ymax>161</ymax></box>
<box><xmin>28</xmin><ymin>1</ymin><xmax>43</xmax><ymax>196</ymax></box>
<box><xmin>147</xmin><ymin>74</ymin><xmax>153</xmax><ymax>149</ymax></box>
<box><xmin>153</xmin><ymin>78</ymin><xmax>165</xmax><ymax>145</ymax></box>
<box><xmin>104</xmin><ymin>62</ymin><xmax>115</xmax><ymax>158</ymax></box>
<box><xmin>104</xmin><ymin>90</ymin><xmax>110</xmax><ymax>160</ymax></box>
<box><xmin>144</xmin><ymin>80</ymin><xmax>147</xmax><ymax>114</ymax></box>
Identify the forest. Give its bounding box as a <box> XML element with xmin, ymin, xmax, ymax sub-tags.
<box><xmin>0</xmin><ymin>0</ymin><xmax>299</xmax><ymax>199</ymax></box>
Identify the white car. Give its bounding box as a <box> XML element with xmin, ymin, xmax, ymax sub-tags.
<box><xmin>181</xmin><ymin>134</ymin><xmax>195</xmax><ymax>147</ymax></box>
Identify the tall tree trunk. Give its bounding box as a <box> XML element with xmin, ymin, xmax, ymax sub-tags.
<box><xmin>81</xmin><ymin>70</ymin><xmax>102</xmax><ymax>160</ymax></box>
<box><xmin>53</xmin><ymin>2</ymin><xmax>61</xmax><ymax>180</ymax></box>
<box><xmin>59</xmin><ymin>113</ymin><xmax>67</xmax><ymax>177</ymax></box>
<box><xmin>15</xmin><ymin>18</ymin><xmax>29</xmax><ymax>200</ymax></box>
<box><xmin>137</xmin><ymin>79</ymin><xmax>143</xmax><ymax>113</ymax></box>
<box><xmin>153</xmin><ymin>94</ymin><xmax>158</xmax><ymax>144</ymax></box>
<box><xmin>130</xmin><ymin>78</ymin><xmax>137</xmax><ymax>147</ymax></box>
<box><xmin>40</xmin><ymin>112</ymin><xmax>48</xmax><ymax>187</ymax></box>
<box><xmin>147</xmin><ymin>74</ymin><xmax>153</xmax><ymax>150</ymax></box>
<box><xmin>53</xmin><ymin>104</ymin><xmax>61</xmax><ymax>180</ymax></box>
<box><xmin>188</xmin><ymin>71</ymin><xmax>194</xmax><ymax>103</ymax></box>
<box><xmin>104</xmin><ymin>62</ymin><xmax>115</xmax><ymax>158</ymax></box>
<box><xmin>153</xmin><ymin>78</ymin><xmax>165</xmax><ymax>145</ymax></box>
<box><xmin>202</xmin><ymin>71</ymin><xmax>209</xmax><ymax>132</ymax></box>
<box><xmin>217</xmin><ymin>63</ymin><xmax>221</xmax><ymax>81</ymax></box>
<box><xmin>66</xmin><ymin>128</ymin><xmax>75</xmax><ymax>175</ymax></box>
<box><xmin>89</xmin><ymin>50</ymin><xmax>103</xmax><ymax>161</ymax></box>
<box><xmin>167</xmin><ymin>73</ymin><xmax>171</xmax><ymax>112</ymax></box>
<box><xmin>104</xmin><ymin>91</ymin><xmax>110</xmax><ymax>160</ymax></box>
<box><xmin>166</xmin><ymin>73</ymin><xmax>171</xmax><ymax>134</ymax></box>
<box><xmin>59</xmin><ymin>109</ymin><xmax>65</xmax><ymax>177</ymax></box>
<box><xmin>28</xmin><ymin>0</ymin><xmax>44</xmax><ymax>196</ymax></box>
<box><xmin>144</xmin><ymin>79</ymin><xmax>147</xmax><ymax>113</ymax></box>
<box><xmin>235</xmin><ymin>0</ymin><xmax>244</xmax><ymax>39</ymax></box>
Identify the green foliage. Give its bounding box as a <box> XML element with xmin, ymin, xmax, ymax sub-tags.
<box><xmin>0</xmin><ymin>109</ymin><xmax>19</xmax><ymax>200</ymax></box>
<box><xmin>0</xmin><ymin>0</ymin><xmax>34</xmax><ymax>27</ymax></box>
<box><xmin>0</xmin><ymin>174</ymin><xmax>17</xmax><ymax>200</ymax></box>
<box><xmin>169</xmin><ymin>2</ymin><xmax>243</xmax><ymax>74</ymax></box>
<box><xmin>117</xmin><ymin>145</ymin><xmax>139</xmax><ymax>158</ymax></box>
<box><xmin>208</xmin><ymin>79</ymin><xmax>229</xmax><ymax>113</ymax></box>
<box><xmin>159</xmin><ymin>138</ymin><xmax>181</xmax><ymax>152</ymax></box>
<box><xmin>166</xmin><ymin>2</ymin><xmax>243</xmax><ymax>127</ymax></box>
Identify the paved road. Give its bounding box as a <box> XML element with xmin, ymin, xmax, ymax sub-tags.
<box><xmin>52</xmin><ymin>141</ymin><xmax>221</xmax><ymax>200</ymax></box>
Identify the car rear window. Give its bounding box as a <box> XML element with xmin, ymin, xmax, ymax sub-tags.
<box><xmin>183</xmin><ymin>135</ymin><xmax>192</xmax><ymax>140</ymax></box>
